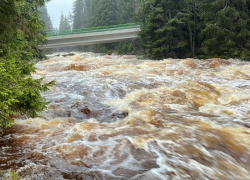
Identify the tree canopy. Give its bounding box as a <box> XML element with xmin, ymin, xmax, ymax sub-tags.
<box><xmin>59</xmin><ymin>12</ymin><xmax>71</xmax><ymax>31</ymax></box>
<box><xmin>38</xmin><ymin>4</ymin><xmax>54</xmax><ymax>32</ymax></box>
<box><xmin>0</xmin><ymin>0</ymin><xmax>54</xmax><ymax>131</ymax></box>
<box><xmin>139</xmin><ymin>0</ymin><xmax>250</xmax><ymax>60</ymax></box>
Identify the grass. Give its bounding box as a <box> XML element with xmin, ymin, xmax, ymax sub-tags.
<box><xmin>0</xmin><ymin>170</ymin><xmax>21</xmax><ymax>180</ymax></box>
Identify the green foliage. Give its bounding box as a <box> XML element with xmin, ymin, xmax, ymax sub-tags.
<box><xmin>58</xmin><ymin>12</ymin><xmax>72</xmax><ymax>52</ymax></box>
<box><xmin>89</xmin><ymin>0</ymin><xmax>138</xmax><ymax>54</ymax></box>
<box><xmin>38</xmin><ymin>5</ymin><xmax>56</xmax><ymax>54</ymax></box>
<box><xmin>59</xmin><ymin>12</ymin><xmax>71</xmax><ymax>31</ymax></box>
<box><xmin>9</xmin><ymin>171</ymin><xmax>21</xmax><ymax>180</ymax></box>
<box><xmin>73</xmin><ymin>0</ymin><xmax>91</xmax><ymax>29</ymax></box>
<box><xmin>0</xmin><ymin>0</ymin><xmax>54</xmax><ymax>132</ymax></box>
<box><xmin>139</xmin><ymin>0</ymin><xmax>250</xmax><ymax>60</ymax></box>
<box><xmin>72</xmin><ymin>0</ymin><xmax>92</xmax><ymax>51</ymax></box>
<box><xmin>69</xmin><ymin>0</ymin><xmax>139</xmax><ymax>53</ymax></box>
<box><xmin>0</xmin><ymin>170</ymin><xmax>5</xmax><ymax>178</ymax></box>
<box><xmin>0</xmin><ymin>170</ymin><xmax>21</xmax><ymax>180</ymax></box>
<box><xmin>119</xmin><ymin>0</ymin><xmax>137</xmax><ymax>23</ymax></box>
<box><xmin>200</xmin><ymin>0</ymin><xmax>250</xmax><ymax>59</ymax></box>
<box><xmin>90</xmin><ymin>0</ymin><xmax>120</xmax><ymax>27</ymax></box>
<box><xmin>139</xmin><ymin>0</ymin><xmax>183</xmax><ymax>59</ymax></box>
<box><xmin>38</xmin><ymin>5</ymin><xmax>54</xmax><ymax>32</ymax></box>
<box><xmin>115</xmin><ymin>41</ymin><xmax>134</xmax><ymax>55</ymax></box>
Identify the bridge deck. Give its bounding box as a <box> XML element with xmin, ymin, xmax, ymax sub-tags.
<box><xmin>39</xmin><ymin>23</ymin><xmax>140</xmax><ymax>49</ymax></box>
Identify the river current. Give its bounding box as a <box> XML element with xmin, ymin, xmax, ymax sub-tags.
<box><xmin>1</xmin><ymin>52</ymin><xmax>250</xmax><ymax>179</ymax></box>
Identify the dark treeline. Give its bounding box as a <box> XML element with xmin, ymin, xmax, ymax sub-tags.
<box><xmin>40</xmin><ymin>0</ymin><xmax>250</xmax><ymax>60</ymax></box>
<box><xmin>139</xmin><ymin>0</ymin><xmax>250</xmax><ymax>60</ymax></box>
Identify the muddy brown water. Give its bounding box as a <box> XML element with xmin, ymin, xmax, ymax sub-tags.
<box><xmin>1</xmin><ymin>52</ymin><xmax>250</xmax><ymax>179</ymax></box>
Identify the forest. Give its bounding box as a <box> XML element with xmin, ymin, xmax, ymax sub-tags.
<box><xmin>41</xmin><ymin>0</ymin><xmax>250</xmax><ymax>60</ymax></box>
<box><xmin>1</xmin><ymin>0</ymin><xmax>250</xmax><ymax>130</ymax></box>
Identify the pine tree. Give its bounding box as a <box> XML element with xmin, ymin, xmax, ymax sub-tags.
<box><xmin>64</xmin><ymin>16</ymin><xmax>71</xmax><ymax>30</ymax></box>
<box><xmin>89</xmin><ymin>0</ymin><xmax>120</xmax><ymax>53</ymax></box>
<box><xmin>73</xmin><ymin>0</ymin><xmax>84</xmax><ymax>29</ymax></box>
<box><xmin>59</xmin><ymin>12</ymin><xmax>65</xmax><ymax>31</ymax></box>
<box><xmin>71</xmin><ymin>0</ymin><xmax>92</xmax><ymax>51</ymax></box>
<box><xmin>90</xmin><ymin>0</ymin><xmax>121</xmax><ymax>26</ymax></box>
<box><xmin>175</xmin><ymin>0</ymin><xmax>201</xmax><ymax>58</ymax></box>
<box><xmin>59</xmin><ymin>12</ymin><xmax>71</xmax><ymax>31</ymax></box>
<box><xmin>0</xmin><ymin>0</ymin><xmax>54</xmax><ymax>131</ymax></box>
<box><xmin>58</xmin><ymin>12</ymin><xmax>72</xmax><ymax>51</ymax></box>
<box><xmin>139</xmin><ymin>0</ymin><xmax>186</xmax><ymax>59</ymax></box>
<box><xmin>73</xmin><ymin>0</ymin><xmax>91</xmax><ymax>29</ymax></box>
<box><xmin>114</xmin><ymin>0</ymin><xmax>139</xmax><ymax>54</ymax></box>
<box><xmin>38</xmin><ymin>5</ymin><xmax>54</xmax><ymax>32</ymax></box>
<box><xmin>119</xmin><ymin>0</ymin><xmax>137</xmax><ymax>23</ymax></box>
<box><xmin>83</xmin><ymin>0</ymin><xmax>91</xmax><ymax>27</ymax></box>
<box><xmin>68</xmin><ymin>12</ymin><xmax>74</xmax><ymax>28</ymax></box>
<box><xmin>200</xmin><ymin>0</ymin><xmax>250</xmax><ymax>59</ymax></box>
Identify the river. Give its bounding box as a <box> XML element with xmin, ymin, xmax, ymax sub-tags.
<box><xmin>1</xmin><ymin>52</ymin><xmax>250</xmax><ymax>179</ymax></box>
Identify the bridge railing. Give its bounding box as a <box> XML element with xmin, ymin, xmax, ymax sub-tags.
<box><xmin>46</xmin><ymin>22</ymin><xmax>140</xmax><ymax>37</ymax></box>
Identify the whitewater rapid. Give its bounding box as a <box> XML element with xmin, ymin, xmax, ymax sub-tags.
<box><xmin>1</xmin><ymin>52</ymin><xmax>250</xmax><ymax>179</ymax></box>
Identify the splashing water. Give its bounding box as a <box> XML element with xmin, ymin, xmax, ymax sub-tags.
<box><xmin>1</xmin><ymin>52</ymin><xmax>250</xmax><ymax>179</ymax></box>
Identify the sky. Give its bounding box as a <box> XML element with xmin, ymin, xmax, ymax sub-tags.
<box><xmin>47</xmin><ymin>0</ymin><xmax>74</xmax><ymax>29</ymax></box>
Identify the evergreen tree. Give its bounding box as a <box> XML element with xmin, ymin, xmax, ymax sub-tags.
<box><xmin>90</xmin><ymin>0</ymin><xmax>120</xmax><ymax>26</ymax></box>
<box><xmin>89</xmin><ymin>0</ymin><xmax>139</xmax><ymax>54</ymax></box>
<box><xmin>139</xmin><ymin>0</ymin><xmax>186</xmax><ymax>59</ymax></box>
<box><xmin>71</xmin><ymin>0</ymin><xmax>138</xmax><ymax>54</ymax></box>
<box><xmin>139</xmin><ymin>0</ymin><xmax>250</xmax><ymax>59</ymax></box>
<box><xmin>71</xmin><ymin>0</ymin><xmax>92</xmax><ymax>52</ymax></box>
<box><xmin>73</xmin><ymin>0</ymin><xmax>91</xmax><ymax>29</ymax></box>
<box><xmin>73</xmin><ymin>0</ymin><xmax>85</xmax><ymax>29</ymax></box>
<box><xmin>200</xmin><ymin>0</ymin><xmax>250</xmax><ymax>59</ymax></box>
<box><xmin>0</xmin><ymin>0</ymin><xmax>54</xmax><ymax>131</ymax></box>
<box><xmin>119</xmin><ymin>0</ymin><xmax>137</xmax><ymax>23</ymax></box>
<box><xmin>59</xmin><ymin>12</ymin><xmax>71</xmax><ymax>31</ymax></box>
<box><xmin>68</xmin><ymin>12</ymin><xmax>74</xmax><ymax>28</ymax></box>
<box><xmin>83</xmin><ymin>0</ymin><xmax>91</xmax><ymax>27</ymax></box>
<box><xmin>38</xmin><ymin>5</ymin><xmax>54</xmax><ymax>32</ymax></box>
<box><xmin>58</xmin><ymin>12</ymin><xmax>72</xmax><ymax>51</ymax></box>
<box><xmin>177</xmin><ymin>0</ymin><xmax>203</xmax><ymax>58</ymax></box>
<box><xmin>89</xmin><ymin>0</ymin><xmax>120</xmax><ymax>53</ymax></box>
<box><xmin>59</xmin><ymin>12</ymin><xmax>65</xmax><ymax>31</ymax></box>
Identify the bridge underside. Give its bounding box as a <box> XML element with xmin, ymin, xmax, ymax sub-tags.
<box><xmin>39</xmin><ymin>28</ymin><xmax>140</xmax><ymax>49</ymax></box>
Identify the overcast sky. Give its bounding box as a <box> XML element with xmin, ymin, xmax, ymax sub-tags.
<box><xmin>47</xmin><ymin>0</ymin><xmax>74</xmax><ymax>29</ymax></box>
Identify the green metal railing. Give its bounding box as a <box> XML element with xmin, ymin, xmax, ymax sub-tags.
<box><xmin>46</xmin><ymin>22</ymin><xmax>140</xmax><ymax>37</ymax></box>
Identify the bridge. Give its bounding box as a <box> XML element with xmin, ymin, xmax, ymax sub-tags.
<box><xmin>39</xmin><ymin>23</ymin><xmax>140</xmax><ymax>49</ymax></box>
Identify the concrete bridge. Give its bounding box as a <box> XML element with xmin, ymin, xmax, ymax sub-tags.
<box><xmin>39</xmin><ymin>23</ymin><xmax>140</xmax><ymax>49</ymax></box>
